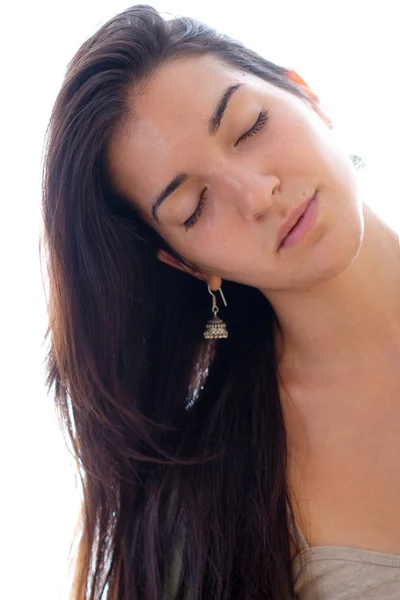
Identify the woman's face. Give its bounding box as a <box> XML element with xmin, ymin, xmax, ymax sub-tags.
<box><xmin>108</xmin><ymin>54</ymin><xmax>363</xmax><ymax>292</ymax></box>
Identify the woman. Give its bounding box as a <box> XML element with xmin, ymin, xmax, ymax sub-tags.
<box><xmin>40</xmin><ymin>4</ymin><xmax>400</xmax><ymax>599</ymax></box>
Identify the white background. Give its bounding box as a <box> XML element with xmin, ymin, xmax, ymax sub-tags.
<box><xmin>1</xmin><ymin>1</ymin><xmax>399</xmax><ymax>598</ymax></box>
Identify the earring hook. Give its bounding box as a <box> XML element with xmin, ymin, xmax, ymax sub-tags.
<box><xmin>207</xmin><ymin>284</ymin><xmax>227</xmax><ymax>307</ymax></box>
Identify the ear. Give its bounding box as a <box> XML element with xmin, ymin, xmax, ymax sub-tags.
<box><xmin>157</xmin><ymin>249</ymin><xmax>207</xmax><ymax>283</ymax></box>
<box><xmin>157</xmin><ymin>250</ymin><xmax>222</xmax><ymax>291</ymax></box>
<box><xmin>287</xmin><ymin>68</ymin><xmax>333</xmax><ymax>130</ymax></box>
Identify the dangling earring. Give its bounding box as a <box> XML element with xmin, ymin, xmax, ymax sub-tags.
<box><xmin>349</xmin><ymin>154</ymin><xmax>366</xmax><ymax>171</ymax></box>
<box><xmin>203</xmin><ymin>284</ymin><xmax>229</xmax><ymax>339</ymax></box>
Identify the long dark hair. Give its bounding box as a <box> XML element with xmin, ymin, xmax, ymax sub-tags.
<box><xmin>40</xmin><ymin>4</ymin><xmax>318</xmax><ymax>599</ymax></box>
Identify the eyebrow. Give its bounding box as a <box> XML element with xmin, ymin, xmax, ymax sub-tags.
<box><xmin>151</xmin><ymin>82</ymin><xmax>245</xmax><ymax>224</ymax></box>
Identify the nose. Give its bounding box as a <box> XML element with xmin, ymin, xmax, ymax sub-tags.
<box><xmin>231</xmin><ymin>174</ymin><xmax>281</xmax><ymax>221</ymax></box>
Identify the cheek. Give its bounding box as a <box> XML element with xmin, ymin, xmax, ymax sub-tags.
<box><xmin>171</xmin><ymin>232</ymin><xmax>232</xmax><ymax>276</ymax></box>
<box><xmin>271</xmin><ymin>109</ymin><xmax>328</xmax><ymax>166</ymax></box>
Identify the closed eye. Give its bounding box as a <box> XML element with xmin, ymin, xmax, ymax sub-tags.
<box><xmin>235</xmin><ymin>109</ymin><xmax>270</xmax><ymax>145</ymax></box>
<box><xmin>183</xmin><ymin>109</ymin><xmax>270</xmax><ymax>231</ymax></box>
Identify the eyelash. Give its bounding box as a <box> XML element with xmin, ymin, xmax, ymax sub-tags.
<box><xmin>183</xmin><ymin>109</ymin><xmax>270</xmax><ymax>231</ymax></box>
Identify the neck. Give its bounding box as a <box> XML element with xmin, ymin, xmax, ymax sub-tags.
<box><xmin>264</xmin><ymin>202</ymin><xmax>400</xmax><ymax>385</ymax></box>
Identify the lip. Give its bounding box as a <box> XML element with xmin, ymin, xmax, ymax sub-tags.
<box><xmin>276</xmin><ymin>191</ymin><xmax>317</xmax><ymax>250</ymax></box>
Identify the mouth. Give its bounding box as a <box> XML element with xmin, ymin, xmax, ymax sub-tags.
<box><xmin>276</xmin><ymin>191</ymin><xmax>318</xmax><ymax>251</ymax></box>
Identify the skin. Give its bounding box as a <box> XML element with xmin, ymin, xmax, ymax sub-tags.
<box><xmin>108</xmin><ymin>53</ymin><xmax>400</xmax><ymax>381</ymax></box>
<box><xmin>108</xmin><ymin>54</ymin><xmax>400</xmax><ymax>553</ymax></box>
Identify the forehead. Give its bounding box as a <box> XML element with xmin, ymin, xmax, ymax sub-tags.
<box><xmin>107</xmin><ymin>54</ymin><xmax>280</xmax><ymax>219</ymax></box>
<box><xmin>134</xmin><ymin>54</ymin><xmax>276</xmax><ymax>122</ymax></box>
